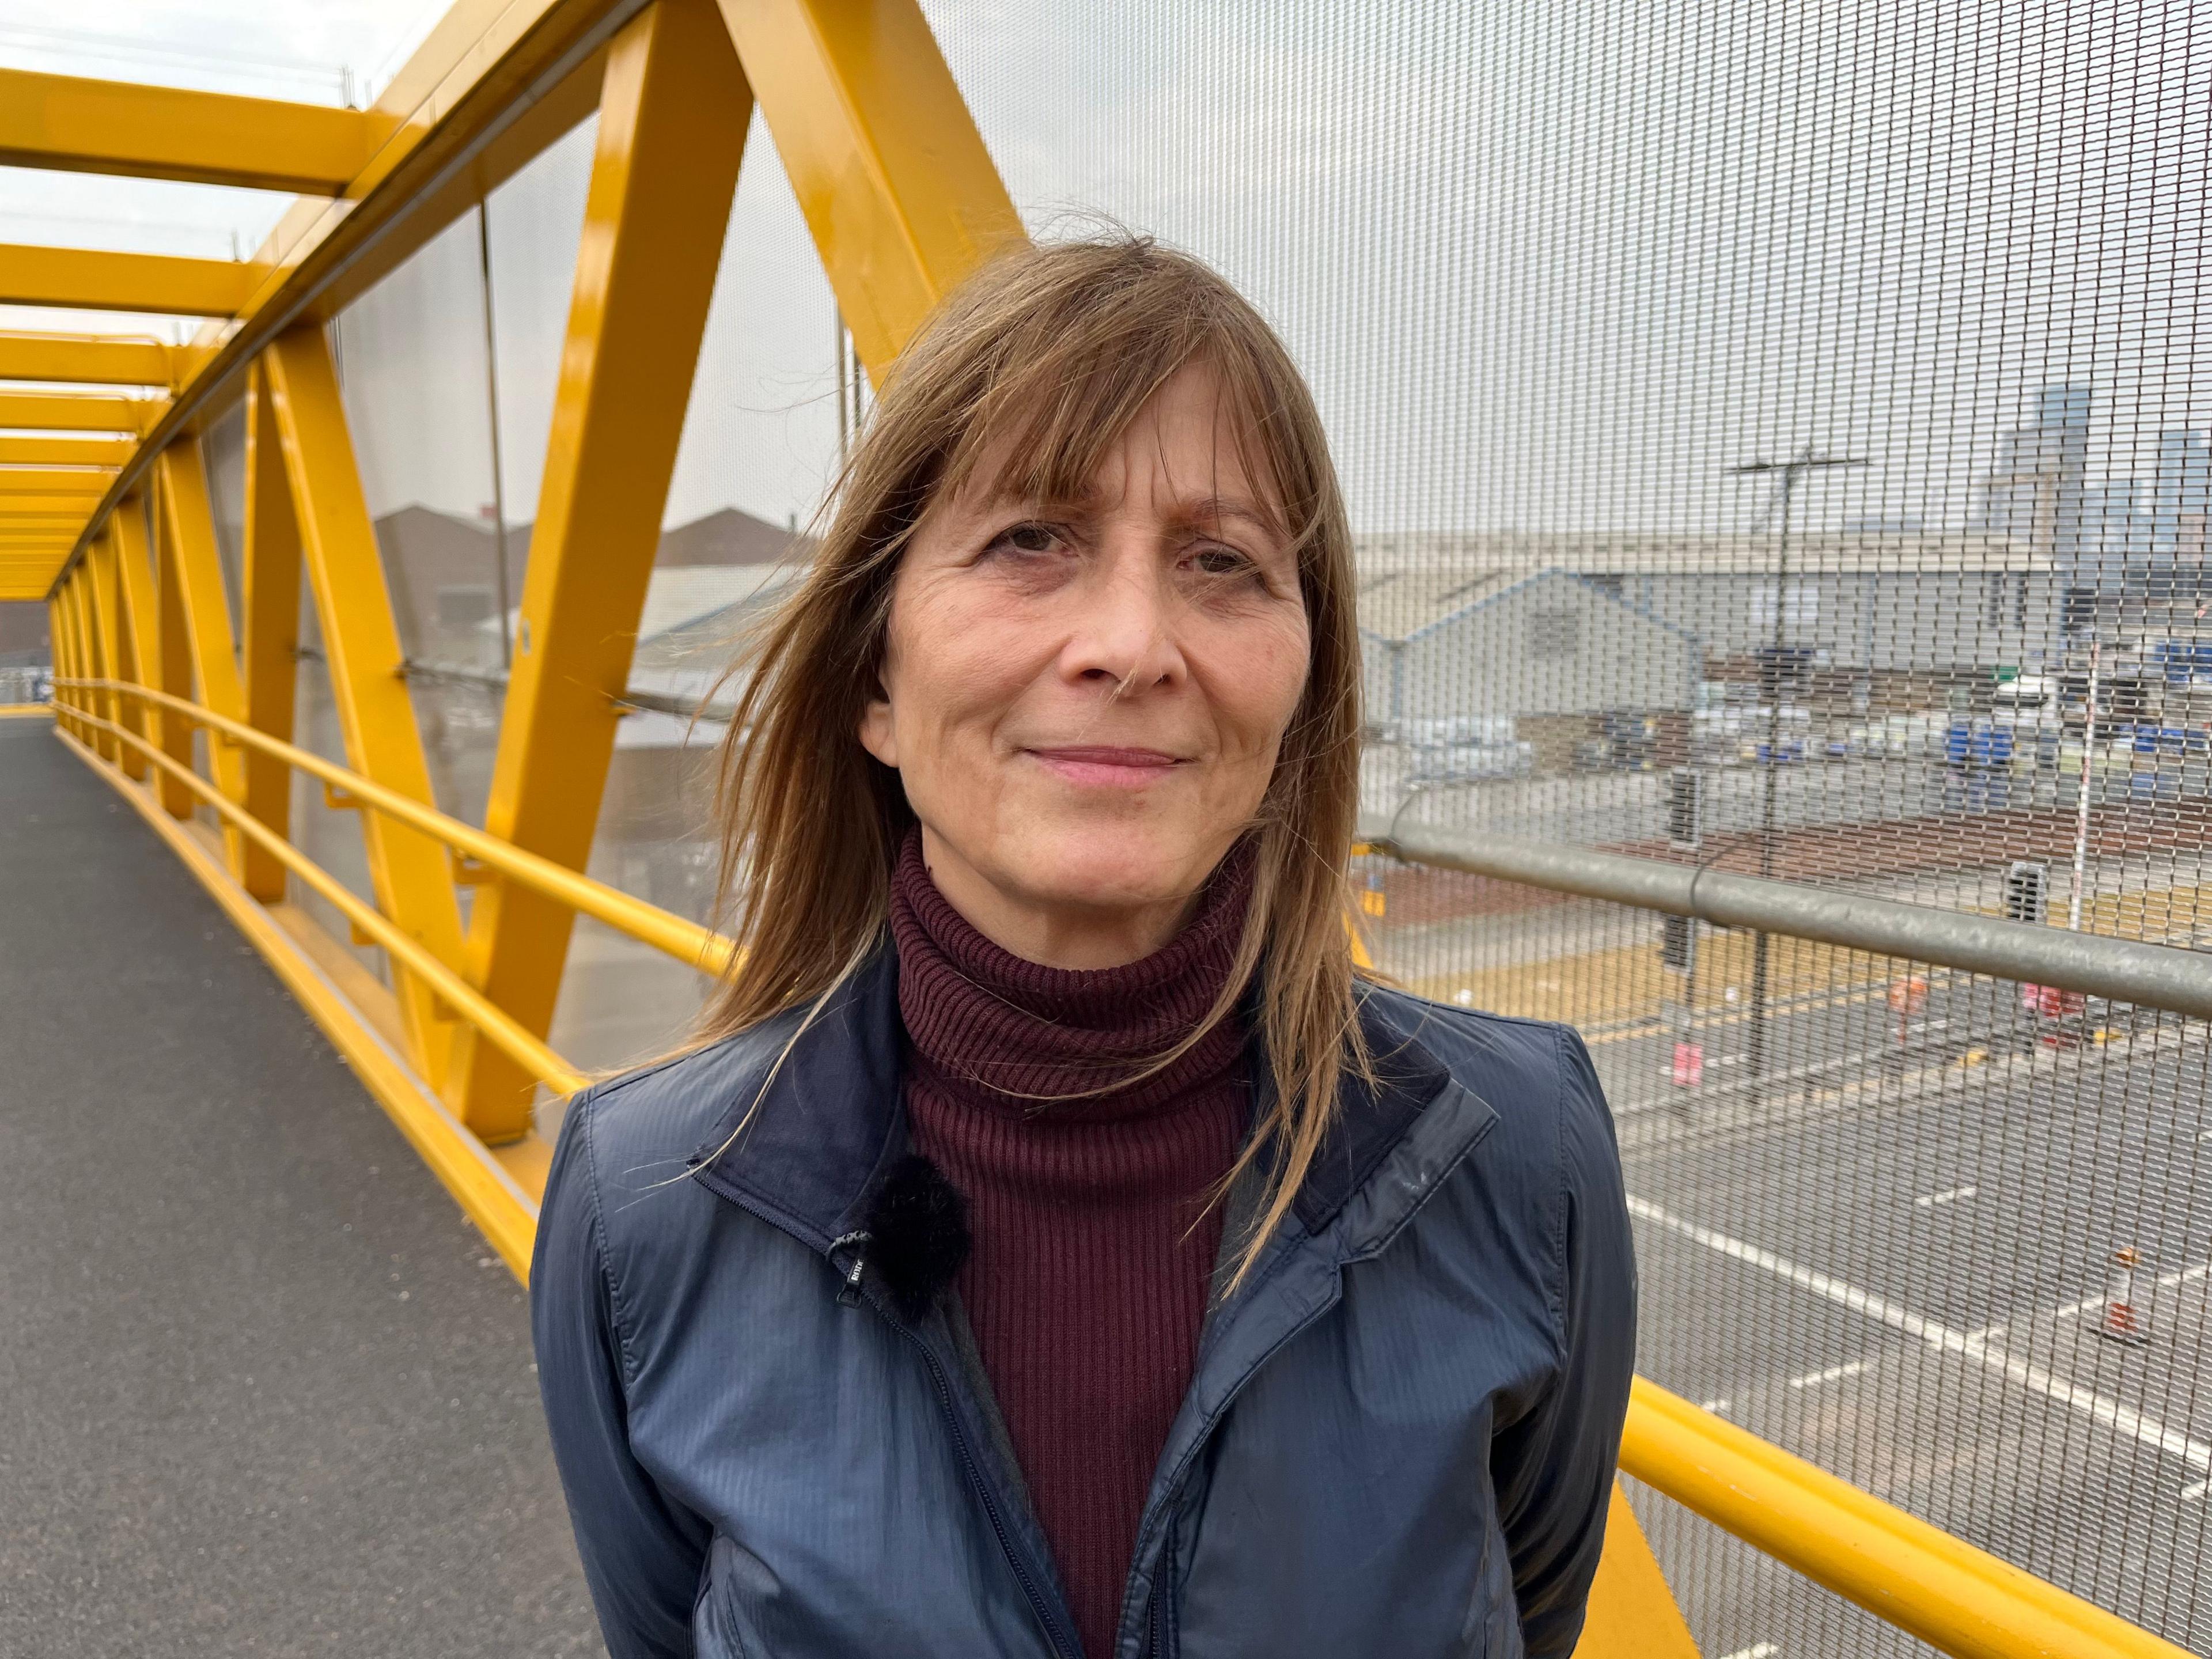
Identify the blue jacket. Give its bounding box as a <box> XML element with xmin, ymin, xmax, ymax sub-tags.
<box><xmin>532</xmin><ymin>944</ymin><xmax>1637</xmax><ymax>1659</ymax></box>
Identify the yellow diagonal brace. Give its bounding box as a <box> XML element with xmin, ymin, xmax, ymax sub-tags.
<box><xmin>48</xmin><ymin>588</ymin><xmax>75</xmax><ymax>734</ymax></box>
<box><xmin>0</xmin><ymin>331</ymin><xmax>173</xmax><ymax>387</ymax></box>
<box><xmin>0</xmin><ymin>436</ymin><xmax>134</xmax><ymax>466</ymax></box>
<box><xmin>716</xmin><ymin>0</ymin><xmax>1025</xmax><ymax>377</ymax></box>
<box><xmin>82</xmin><ymin>526</ymin><xmax>124</xmax><ymax>764</ymax></box>
<box><xmin>0</xmin><ymin>67</ymin><xmax>382</xmax><ymax>194</ymax></box>
<box><xmin>0</xmin><ymin>244</ymin><xmax>259</xmax><ymax>317</ymax></box>
<box><xmin>109</xmin><ymin>502</ymin><xmax>166</xmax><ymax>789</ymax></box>
<box><xmin>264</xmin><ymin>325</ymin><xmax>467</xmax><ymax>1086</ymax></box>
<box><xmin>156</xmin><ymin>445</ymin><xmax>249</xmax><ymax>859</ymax></box>
<box><xmin>54</xmin><ymin>578</ymin><xmax>85</xmax><ymax>740</ymax></box>
<box><xmin>147</xmin><ymin>469</ymin><xmax>199</xmax><ymax>819</ymax></box>
<box><xmin>237</xmin><ymin>361</ymin><xmax>302</xmax><ymax>902</ymax></box>
<box><xmin>0</xmin><ymin>392</ymin><xmax>158</xmax><ymax>433</ymax></box>
<box><xmin>453</xmin><ymin>0</ymin><xmax>752</xmax><ymax>1141</ymax></box>
<box><xmin>1572</xmin><ymin>1483</ymin><xmax>1700</xmax><ymax>1659</ymax></box>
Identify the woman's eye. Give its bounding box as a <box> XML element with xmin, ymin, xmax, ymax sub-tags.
<box><xmin>987</xmin><ymin>521</ymin><xmax>1063</xmax><ymax>557</ymax></box>
<box><xmin>1188</xmin><ymin>544</ymin><xmax>1255</xmax><ymax>578</ymax></box>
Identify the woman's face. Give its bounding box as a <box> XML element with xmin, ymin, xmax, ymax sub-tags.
<box><xmin>859</xmin><ymin>363</ymin><xmax>1311</xmax><ymax>968</ymax></box>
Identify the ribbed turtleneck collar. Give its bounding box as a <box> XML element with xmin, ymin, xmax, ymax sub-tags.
<box><xmin>887</xmin><ymin>827</ymin><xmax>1255</xmax><ymax>1122</ymax></box>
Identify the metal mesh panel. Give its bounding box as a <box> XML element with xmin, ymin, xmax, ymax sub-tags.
<box><xmin>926</xmin><ymin>0</ymin><xmax>2212</xmax><ymax>1648</ymax></box>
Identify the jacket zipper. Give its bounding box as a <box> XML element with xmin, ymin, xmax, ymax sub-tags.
<box><xmin>711</xmin><ymin>1186</ymin><xmax>1079</xmax><ymax>1659</ymax></box>
<box><xmin>882</xmin><ymin>1312</ymin><xmax>1080</xmax><ymax>1659</ymax></box>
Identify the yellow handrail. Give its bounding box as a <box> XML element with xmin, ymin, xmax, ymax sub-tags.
<box><xmin>58</xmin><ymin>677</ymin><xmax>732</xmax><ymax>975</ymax></box>
<box><xmin>1622</xmin><ymin>1378</ymin><xmax>2195</xmax><ymax>1659</ymax></box>
<box><xmin>44</xmin><ymin>677</ymin><xmax>2199</xmax><ymax>1659</ymax></box>
<box><xmin>65</xmin><ymin>700</ymin><xmax>589</xmax><ymax>1096</ymax></box>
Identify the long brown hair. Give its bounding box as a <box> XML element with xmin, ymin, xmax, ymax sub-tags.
<box><xmin>696</xmin><ymin>235</ymin><xmax>1371</xmax><ymax>1283</ymax></box>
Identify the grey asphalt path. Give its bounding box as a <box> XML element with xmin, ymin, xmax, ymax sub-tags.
<box><xmin>0</xmin><ymin>720</ymin><xmax>601</xmax><ymax>1657</ymax></box>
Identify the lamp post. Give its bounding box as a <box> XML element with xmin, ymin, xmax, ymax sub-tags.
<box><xmin>1727</xmin><ymin>445</ymin><xmax>1866</xmax><ymax>1090</ymax></box>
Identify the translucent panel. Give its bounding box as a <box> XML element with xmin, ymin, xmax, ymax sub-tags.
<box><xmin>331</xmin><ymin>210</ymin><xmax>507</xmax><ymax>829</ymax></box>
<box><xmin>0</xmin><ymin>602</ymin><xmax>52</xmax><ymax>703</ymax></box>
<box><xmin>921</xmin><ymin>0</ymin><xmax>2212</xmax><ymax>1647</ymax></box>
<box><xmin>287</xmin><ymin>588</ymin><xmax>381</xmax><ymax>985</ymax></box>
<box><xmin>544</xmin><ymin>111</ymin><xmax>842</xmax><ymax>1081</ymax></box>
<box><xmin>200</xmin><ymin>402</ymin><xmax>247</xmax><ymax>652</ymax></box>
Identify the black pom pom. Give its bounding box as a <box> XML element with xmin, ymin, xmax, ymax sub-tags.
<box><xmin>862</xmin><ymin>1154</ymin><xmax>971</xmax><ymax>1322</ymax></box>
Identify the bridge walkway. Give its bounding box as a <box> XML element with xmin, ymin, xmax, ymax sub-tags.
<box><xmin>0</xmin><ymin>718</ymin><xmax>599</xmax><ymax>1656</ymax></box>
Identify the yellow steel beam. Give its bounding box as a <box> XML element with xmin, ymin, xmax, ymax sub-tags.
<box><xmin>0</xmin><ymin>67</ymin><xmax>385</xmax><ymax>194</ymax></box>
<box><xmin>0</xmin><ymin>392</ymin><xmax>160</xmax><ymax>433</ymax></box>
<box><xmin>108</xmin><ymin>503</ymin><xmax>163</xmax><ymax>786</ymax></box>
<box><xmin>156</xmin><ymin>444</ymin><xmax>249</xmax><ymax>857</ymax></box>
<box><xmin>0</xmin><ymin>331</ymin><xmax>173</xmax><ymax>387</ymax></box>
<box><xmin>82</xmin><ymin>525</ymin><xmax>123</xmax><ymax>763</ymax></box>
<box><xmin>264</xmin><ymin>325</ymin><xmax>467</xmax><ymax>1088</ymax></box>
<box><xmin>453</xmin><ymin>0</ymin><xmax>751</xmax><ymax>1141</ymax></box>
<box><xmin>0</xmin><ymin>468</ymin><xmax>114</xmax><ymax>494</ymax></box>
<box><xmin>717</xmin><ymin>0</ymin><xmax>1025</xmax><ymax>377</ymax></box>
<box><xmin>0</xmin><ymin>436</ymin><xmax>134</xmax><ymax>466</ymax></box>
<box><xmin>146</xmin><ymin>475</ymin><xmax>197</xmax><ymax>819</ymax></box>
<box><xmin>0</xmin><ymin>244</ymin><xmax>259</xmax><ymax>317</ymax></box>
<box><xmin>237</xmin><ymin>361</ymin><xmax>301</xmax><ymax>901</ymax></box>
<box><xmin>67</xmin><ymin>575</ymin><xmax>98</xmax><ymax>740</ymax></box>
<box><xmin>48</xmin><ymin>588</ymin><xmax>75</xmax><ymax>737</ymax></box>
<box><xmin>36</xmin><ymin>0</ymin><xmax>628</xmax><ymax>597</ymax></box>
<box><xmin>1622</xmin><ymin>1378</ymin><xmax>2196</xmax><ymax>1659</ymax></box>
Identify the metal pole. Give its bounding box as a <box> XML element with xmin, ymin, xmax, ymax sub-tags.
<box><xmin>1747</xmin><ymin>458</ymin><xmax>1799</xmax><ymax>1086</ymax></box>
<box><xmin>1360</xmin><ymin>816</ymin><xmax>2212</xmax><ymax>1022</ymax></box>
<box><xmin>478</xmin><ymin>202</ymin><xmax>513</xmax><ymax>669</ymax></box>
<box><xmin>2069</xmin><ymin>635</ymin><xmax>2100</xmax><ymax>931</ymax></box>
<box><xmin>835</xmin><ymin>305</ymin><xmax>850</xmax><ymax>465</ymax></box>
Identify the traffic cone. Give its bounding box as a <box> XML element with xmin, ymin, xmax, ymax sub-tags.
<box><xmin>2094</xmin><ymin>1247</ymin><xmax>2151</xmax><ymax>1346</ymax></box>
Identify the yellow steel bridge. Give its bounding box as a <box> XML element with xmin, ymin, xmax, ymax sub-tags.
<box><xmin>1</xmin><ymin>3</ymin><xmax>2207</xmax><ymax>1656</ymax></box>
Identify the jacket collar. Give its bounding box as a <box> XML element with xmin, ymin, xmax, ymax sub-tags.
<box><xmin>689</xmin><ymin>936</ymin><xmax>1461</xmax><ymax>1252</ymax></box>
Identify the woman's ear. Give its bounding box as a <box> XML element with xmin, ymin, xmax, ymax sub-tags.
<box><xmin>858</xmin><ymin>694</ymin><xmax>898</xmax><ymax>768</ymax></box>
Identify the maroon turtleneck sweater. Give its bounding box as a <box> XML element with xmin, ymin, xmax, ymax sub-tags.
<box><xmin>889</xmin><ymin>830</ymin><xmax>1252</xmax><ymax>1659</ymax></box>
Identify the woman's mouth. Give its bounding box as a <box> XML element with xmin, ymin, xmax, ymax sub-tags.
<box><xmin>1026</xmin><ymin>747</ymin><xmax>1186</xmax><ymax>788</ymax></box>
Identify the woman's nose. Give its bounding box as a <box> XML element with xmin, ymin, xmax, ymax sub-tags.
<box><xmin>1062</xmin><ymin>549</ymin><xmax>1186</xmax><ymax>691</ymax></box>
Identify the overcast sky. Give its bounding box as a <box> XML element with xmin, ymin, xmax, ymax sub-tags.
<box><xmin>2</xmin><ymin>0</ymin><xmax>2206</xmax><ymax>545</ymax></box>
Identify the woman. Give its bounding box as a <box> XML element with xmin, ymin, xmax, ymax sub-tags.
<box><xmin>533</xmin><ymin>237</ymin><xmax>1635</xmax><ymax>1659</ymax></box>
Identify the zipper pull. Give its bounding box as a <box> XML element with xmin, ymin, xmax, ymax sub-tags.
<box><xmin>827</xmin><ymin>1230</ymin><xmax>871</xmax><ymax>1306</ymax></box>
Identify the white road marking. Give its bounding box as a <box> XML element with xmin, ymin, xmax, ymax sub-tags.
<box><xmin>2183</xmin><ymin>1479</ymin><xmax>2208</xmax><ymax>1503</ymax></box>
<box><xmin>1627</xmin><ymin>1196</ymin><xmax>2212</xmax><ymax>1475</ymax></box>
<box><xmin>1914</xmin><ymin>1184</ymin><xmax>1978</xmax><ymax>1207</ymax></box>
<box><xmin>2200</xmin><ymin>1127</ymin><xmax>2212</xmax><ymax>1143</ymax></box>
<box><xmin>1700</xmin><ymin>1397</ymin><xmax>1733</xmax><ymax>1415</ymax></box>
<box><xmin>1720</xmin><ymin>1645</ymin><xmax>1780</xmax><ymax>1659</ymax></box>
<box><xmin>1789</xmin><ymin>1358</ymin><xmax>1871</xmax><ymax>1389</ymax></box>
<box><xmin>2052</xmin><ymin>1261</ymin><xmax>2212</xmax><ymax>1322</ymax></box>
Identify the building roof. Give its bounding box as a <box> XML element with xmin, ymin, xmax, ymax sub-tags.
<box><xmin>1354</xmin><ymin>528</ymin><xmax>2042</xmax><ymax>581</ymax></box>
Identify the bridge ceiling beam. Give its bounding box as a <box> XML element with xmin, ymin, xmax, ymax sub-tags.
<box><xmin>0</xmin><ymin>392</ymin><xmax>164</xmax><ymax>433</ymax></box>
<box><xmin>0</xmin><ymin>435</ymin><xmax>134</xmax><ymax>466</ymax></box>
<box><xmin>0</xmin><ymin>495</ymin><xmax>108</xmax><ymax>517</ymax></box>
<box><xmin>0</xmin><ymin>331</ymin><xmax>174</xmax><ymax>387</ymax></box>
<box><xmin>717</xmin><ymin>0</ymin><xmax>1025</xmax><ymax>377</ymax></box>
<box><xmin>452</xmin><ymin>0</ymin><xmax>752</xmax><ymax>1142</ymax></box>
<box><xmin>0</xmin><ymin>468</ymin><xmax>116</xmax><ymax>494</ymax></box>
<box><xmin>0</xmin><ymin>67</ymin><xmax>385</xmax><ymax>194</ymax></box>
<box><xmin>0</xmin><ymin>244</ymin><xmax>258</xmax><ymax>318</ymax></box>
<box><xmin>39</xmin><ymin>0</ymin><xmax>634</xmax><ymax>599</ymax></box>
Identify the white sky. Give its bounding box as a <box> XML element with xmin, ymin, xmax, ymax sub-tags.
<box><xmin>2</xmin><ymin>0</ymin><xmax>2206</xmax><ymax>541</ymax></box>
